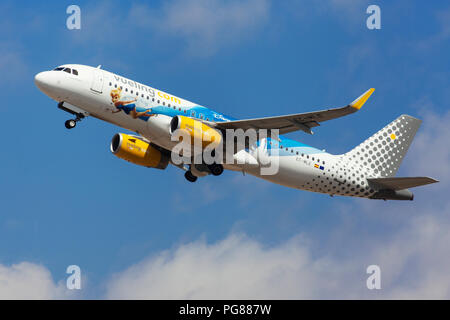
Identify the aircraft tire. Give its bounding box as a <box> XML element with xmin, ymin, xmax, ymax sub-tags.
<box><xmin>209</xmin><ymin>164</ymin><xmax>224</xmax><ymax>176</ymax></box>
<box><xmin>65</xmin><ymin>119</ymin><xmax>76</xmax><ymax>129</ymax></box>
<box><xmin>185</xmin><ymin>171</ymin><xmax>198</xmax><ymax>182</ymax></box>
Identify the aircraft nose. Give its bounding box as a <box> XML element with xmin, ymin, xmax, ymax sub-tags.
<box><xmin>34</xmin><ymin>71</ymin><xmax>50</xmax><ymax>89</ymax></box>
<box><xmin>34</xmin><ymin>71</ymin><xmax>60</xmax><ymax>98</ymax></box>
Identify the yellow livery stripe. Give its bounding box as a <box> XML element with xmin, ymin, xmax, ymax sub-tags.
<box><xmin>350</xmin><ymin>88</ymin><xmax>375</xmax><ymax>110</ymax></box>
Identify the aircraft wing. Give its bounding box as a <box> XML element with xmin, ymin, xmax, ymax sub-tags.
<box><xmin>214</xmin><ymin>88</ymin><xmax>375</xmax><ymax>135</ymax></box>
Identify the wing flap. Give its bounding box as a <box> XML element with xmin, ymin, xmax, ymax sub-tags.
<box><xmin>367</xmin><ymin>177</ymin><xmax>439</xmax><ymax>190</ymax></box>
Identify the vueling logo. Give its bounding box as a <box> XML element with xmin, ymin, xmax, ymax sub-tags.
<box><xmin>113</xmin><ymin>75</ymin><xmax>181</xmax><ymax>104</ymax></box>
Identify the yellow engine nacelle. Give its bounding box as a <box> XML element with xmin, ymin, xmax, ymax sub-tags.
<box><xmin>110</xmin><ymin>133</ymin><xmax>169</xmax><ymax>169</ymax></box>
<box><xmin>169</xmin><ymin>115</ymin><xmax>222</xmax><ymax>149</ymax></box>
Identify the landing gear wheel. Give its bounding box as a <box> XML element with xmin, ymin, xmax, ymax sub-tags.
<box><xmin>65</xmin><ymin>119</ymin><xmax>77</xmax><ymax>129</ymax></box>
<box><xmin>185</xmin><ymin>171</ymin><xmax>198</xmax><ymax>182</ymax></box>
<box><xmin>209</xmin><ymin>164</ymin><xmax>224</xmax><ymax>176</ymax></box>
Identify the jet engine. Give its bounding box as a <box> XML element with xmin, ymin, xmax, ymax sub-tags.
<box><xmin>169</xmin><ymin>115</ymin><xmax>222</xmax><ymax>149</ymax></box>
<box><xmin>110</xmin><ymin>133</ymin><xmax>169</xmax><ymax>169</ymax></box>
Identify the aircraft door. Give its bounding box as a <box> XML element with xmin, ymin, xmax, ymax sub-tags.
<box><xmin>91</xmin><ymin>69</ymin><xmax>104</xmax><ymax>93</ymax></box>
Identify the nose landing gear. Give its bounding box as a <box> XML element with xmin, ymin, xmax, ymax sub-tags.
<box><xmin>65</xmin><ymin>119</ymin><xmax>77</xmax><ymax>129</ymax></box>
<box><xmin>58</xmin><ymin>101</ymin><xmax>89</xmax><ymax>130</ymax></box>
<box><xmin>64</xmin><ymin>115</ymin><xmax>83</xmax><ymax>129</ymax></box>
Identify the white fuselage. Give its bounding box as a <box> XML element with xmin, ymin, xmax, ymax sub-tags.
<box><xmin>35</xmin><ymin>64</ymin><xmax>378</xmax><ymax>199</ymax></box>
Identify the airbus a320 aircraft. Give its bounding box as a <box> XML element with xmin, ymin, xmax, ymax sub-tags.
<box><xmin>35</xmin><ymin>64</ymin><xmax>438</xmax><ymax>200</ymax></box>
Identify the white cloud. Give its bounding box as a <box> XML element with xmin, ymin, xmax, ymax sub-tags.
<box><xmin>106</xmin><ymin>233</ymin><xmax>339</xmax><ymax>299</ymax></box>
<box><xmin>283</xmin><ymin>0</ymin><xmax>370</xmax><ymax>26</ymax></box>
<box><xmin>0</xmin><ymin>48</ymin><xmax>27</xmax><ymax>84</ymax></box>
<box><xmin>104</xmin><ymin>209</ymin><xmax>450</xmax><ymax>299</ymax></box>
<box><xmin>0</xmin><ymin>262</ymin><xmax>68</xmax><ymax>299</ymax></box>
<box><xmin>68</xmin><ymin>2</ymin><xmax>119</xmax><ymax>45</ymax></box>
<box><xmin>415</xmin><ymin>7</ymin><xmax>450</xmax><ymax>51</ymax></box>
<box><xmin>3</xmin><ymin>109</ymin><xmax>449</xmax><ymax>299</ymax></box>
<box><xmin>66</xmin><ymin>0</ymin><xmax>269</xmax><ymax>57</ymax></box>
<box><xmin>104</xmin><ymin>109</ymin><xmax>450</xmax><ymax>299</ymax></box>
<box><xmin>129</xmin><ymin>0</ymin><xmax>270</xmax><ymax>56</ymax></box>
<box><xmin>436</xmin><ymin>8</ymin><xmax>450</xmax><ymax>40</ymax></box>
<box><xmin>407</xmin><ymin>108</ymin><xmax>450</xmax><ymax>187</ymax></box>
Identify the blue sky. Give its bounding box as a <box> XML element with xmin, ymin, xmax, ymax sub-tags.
<box><xmin>0</xmin><ymin>0</ymin><xmax>449</xmax><ymax>298</ymax></box>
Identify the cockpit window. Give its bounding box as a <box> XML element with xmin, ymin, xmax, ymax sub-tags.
<box><xmin>53</xmin><ymin>67</ymin><xmax>64</xmax><ymax>71</ymax></box>
<box><xmin>72</xmin><ymin>69</ymin><xmax>78</xmax><ymax>75</ymax></box>
<box><xmin>63</xmin><ymin>68</ymin><xmax>71</xmax><ymax>73</ymax></box>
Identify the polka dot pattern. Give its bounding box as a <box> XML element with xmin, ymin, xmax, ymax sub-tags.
<box><xmin>341</xmin><ymin>115</ymin><xmax>421</xmax><ymax>178</ymax></box>
<box><xmin>299</xmin><ymin>115</ymin><xmax>421</xmax><ymax>199</ymax></box>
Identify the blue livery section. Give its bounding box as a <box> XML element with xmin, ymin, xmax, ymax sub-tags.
<box><xmin>118</xmin><ymin>93</ymin><xmax>324</xmax><ymax>156</ymax></box>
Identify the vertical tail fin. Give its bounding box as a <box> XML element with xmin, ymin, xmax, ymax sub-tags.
<box><xmin>342</xmin><ymin>114</ymin><xmax>421</xmax><ymax>177</ymax></box>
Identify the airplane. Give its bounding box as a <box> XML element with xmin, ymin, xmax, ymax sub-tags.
<box><xmin>34</xmin><ymin>64</ymin><xmax>438</xmax><ymax>201</ymax></box>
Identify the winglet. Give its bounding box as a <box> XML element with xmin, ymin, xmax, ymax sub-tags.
<box><xmin>350</xmin><ymin>88</ymin><xmax>375</xmax><ymax>110</ymax></box>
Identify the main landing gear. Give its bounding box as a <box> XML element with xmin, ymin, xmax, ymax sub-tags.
<box><xmin>184</xmin><ymin>164</ymin><xmax>224</xmax><ymax>182</ymax></box>
<box><xmin>208</xmin><ymin>164</ymin><xmax>224</xmax><ymax>176</ymax></box>
<box><xmin>184</xmin><ymin>170</ymin><xmax>198</xmax><ymax>183</ymax></box>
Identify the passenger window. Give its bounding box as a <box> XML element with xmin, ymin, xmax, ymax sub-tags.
<box><xmin>72</xmin><ymin>69</ymin><xmax>78</xmax><ymax>75</ymax></box>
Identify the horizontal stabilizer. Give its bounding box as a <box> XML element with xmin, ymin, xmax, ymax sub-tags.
<box><xmin>367</xmin><ymin>177</ymin><xmax>439</xmax><ymax>190</ymax></box>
